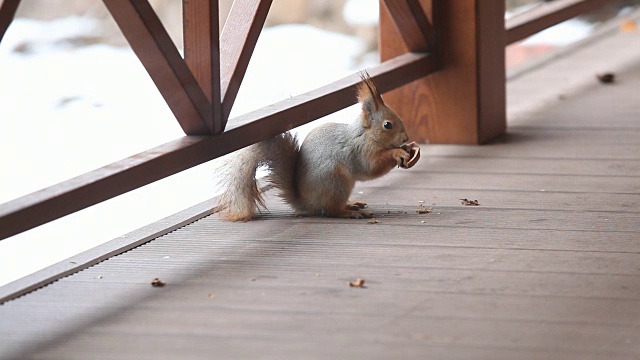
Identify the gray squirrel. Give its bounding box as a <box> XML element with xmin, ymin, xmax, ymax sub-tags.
<box><xmin>216</xmin><ymin>72</ymin><xmax>418</xmax><ymax>221</ymax></box>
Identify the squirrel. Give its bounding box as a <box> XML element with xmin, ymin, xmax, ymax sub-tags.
<box><xmin>215</xmin><ymin>72</ymin><xmax>414</xmax><ymax>221</ymax></box>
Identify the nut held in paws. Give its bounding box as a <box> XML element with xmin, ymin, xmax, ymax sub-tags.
<box><xmin>399</xmin><ymin>142</ymin><xmax>421</xmax><ymax>169</ymax></box>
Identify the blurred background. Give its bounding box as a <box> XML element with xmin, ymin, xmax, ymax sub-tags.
<box><xmin>10</xmin><ymin>0</ymin><xmax>640</xmax><ymax>65</ymax></box>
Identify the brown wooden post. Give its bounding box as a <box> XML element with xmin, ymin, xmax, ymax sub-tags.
<box><xmin>183</xmin><ymin>0</ymin><xmax>222</xmax><ymax>133</ymax></box>
<box><xmin>0</xmin><ymin>0</ymin><xmax>20</xmax><ymax>44</ymax></box>
<box><xmin>380</xmin><ymin>0</ymin><xmax>506</xmax><ymax>144</ymax></box>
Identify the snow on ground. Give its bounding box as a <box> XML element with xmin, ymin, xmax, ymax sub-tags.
<box><xmin>343</xmin><ymin>0</ymin><xmax>379</xmax><ymax>26</ymax></box>
<box><xmin>0</xmin><ymin>17</ymin><xmax>374</xmax><ymax>286</ymax></box>
<box><xmin>506</xmin><ymin>3</ymin><xmax>595</xmax><ymax>47</ymax></box>
<box><xmin>521</xmin><ymin>18</ymin><xmax>593</xmax><ymax>46</ymax></box>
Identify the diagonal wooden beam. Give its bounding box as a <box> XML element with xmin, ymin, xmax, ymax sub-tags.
<box><xmin>381</xmin><ymin>0</ymin><xmax>434</xmax><ymax>52</ymax></box>
<box><xmin>0</xmin><ymin>0</ymin><xmax>20</xmax><ymax>44</ymax></box>
<box><xmin>103</xmin><ymin>0</ymin><xmax>213</xmax><ymax>135</ymax></box>
<box><xmin>183</xmin><ymin>0</ymin><xmax>222</xmax><ymax>133</ymax></box>
<box><xmin>219</xmin><ymin>0</ymin><xmax>272</xmax><ymax>125</ymax></box>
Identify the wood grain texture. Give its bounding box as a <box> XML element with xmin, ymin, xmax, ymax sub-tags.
<box><xmin>381</xmin><ymin>0</ymin><xmax>434</xmax><ymax>52</ymax></box>
<box><xmin>183</xmin><ymin>0</ymin><xmax>222</xmax><ymax>133</ymax></box>
<box><xmin>0</xmin><ymin>52</ymin><xmax>435</xmax><ymax>241</ymax></box>
<box><xmin>103</xmin><ymin>0</ymin><xmax>212</xmax><ymax>135</ymax></box>
<box><xmin>506</xmin><ymin>0</ymin><xmax>617</xmax><ymax>45</ymax></box>
<box><xmin>0</xmin><ymin>0</ymin><xmax>20</xmax><ymax>44</ymax></box>
<box><xmin>220</xmin><ymin>0</ymin><xmax>272</xmax><ymax>124</ymax></box>
<box><xmin>381</xmin><ymin>0</ymin><xmax>506</xmax><ymax>144</ymax></box>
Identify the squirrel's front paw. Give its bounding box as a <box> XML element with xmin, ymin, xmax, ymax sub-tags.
<box><xmin>392</xmin><ymin>148</ymin><xmax>411</xmax><ymax>167</ymax></box>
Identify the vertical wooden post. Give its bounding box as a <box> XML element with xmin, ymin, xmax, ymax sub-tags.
<box><xmin>380</xmin><ymin>0</ymin><xmax>505</xmax><ymax>144</ymax></box>
<box><xmin>183</xmin><ymin>0</ymin><xmax>222</xmax><ymax>133</ymax></box>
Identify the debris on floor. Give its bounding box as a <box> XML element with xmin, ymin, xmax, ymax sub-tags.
<box><xmin>151</xmin><ymin>278</ymin><xmax>166</xmax><ymax>287</ymax></box>
<box><xmin>367</xmin><ymin>219</ymin><xmax>379</xmax><ymax>224</ymax></box>
<box><xmin>460</xmin><ymin>199</ymin><xmax>480</xmax><ymax>206</ymax></box>
<box><xmin>416</xmin><ymin>203</ymin><xmax>432</xmax><ymax>214</ymax></box>
<box><xmin>349</xmin><ymin>278</ymin><xmax>366</xmax><ymax>288</ymax></box>
<box><xmin>596</xmin><ymin>73</ymin><xmax>615</xmax><ymax>84</ymax></box>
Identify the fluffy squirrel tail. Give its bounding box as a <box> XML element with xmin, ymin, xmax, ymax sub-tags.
<box><xmin>216</xmin><ymin>132</ymin><xmax>300</xmax><ymax>221</ymax></box>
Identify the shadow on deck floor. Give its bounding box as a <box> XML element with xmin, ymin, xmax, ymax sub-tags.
<box><xmin>2</xmin><ymin>39</ymin><xmax>640</xmax><ymax>360</ymax></box>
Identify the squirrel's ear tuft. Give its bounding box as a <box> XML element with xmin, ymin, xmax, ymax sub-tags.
<box><xmin>357</xmin><ymin>71</ymin><xmax>385</xmax><ymax>117</ymax></box>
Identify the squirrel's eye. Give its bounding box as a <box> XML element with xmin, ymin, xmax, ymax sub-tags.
<box><xmin>383</xmin><ymin>121</ymin><xmax>393</xmax><ymax>130</ymax></box>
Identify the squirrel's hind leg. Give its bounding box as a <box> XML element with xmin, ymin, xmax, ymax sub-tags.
<box><xmin>297</xmin><ymin>163</ymin><xmax>374</xmax><ymax>219</ymax></box>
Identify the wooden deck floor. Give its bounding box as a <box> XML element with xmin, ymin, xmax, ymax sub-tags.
<box><xmin>2</xmin><ymin>45</ymin><xmax>640</xmax><ymax>360</ymax></box>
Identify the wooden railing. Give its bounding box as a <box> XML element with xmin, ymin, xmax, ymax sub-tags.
<box><xmin>505</xmin><ymin>0</ymin><xmax>616</xmax><ymax>44</ymax></box>
<box><xmin>0</xmin><ymin>0</ymin><xmax>617</xmax><ymax>240</ymax></box>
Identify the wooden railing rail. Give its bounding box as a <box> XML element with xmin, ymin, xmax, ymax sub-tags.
<box><xmin>506</xmin><ymin>0</ymin><xmax>616</xmax><ymax>45</ymax></box>
<box><xmin>0</xmin><ymin>0</ymin><xmax>620</xmax><ymax>241</ymax></box>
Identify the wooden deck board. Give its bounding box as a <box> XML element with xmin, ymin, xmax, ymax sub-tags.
<box><xmin>1</xmin><ymin>41</ymin><xmax>640</xmax><ymax>360</ymax></box>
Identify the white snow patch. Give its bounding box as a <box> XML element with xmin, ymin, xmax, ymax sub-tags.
<box><xmin>522</xmin><ymin>19</ymin><xmax>593</xmax><ymax>46</ymax></box>
<box><xmin>0</xmin><ymin>16</ymin><xmax>101</xmax><ymax>54</ymax></box>
<box><xmin>343</xmin><ymin>0</ymin><xmax>379</xmax><ymax>26</ymax></box>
